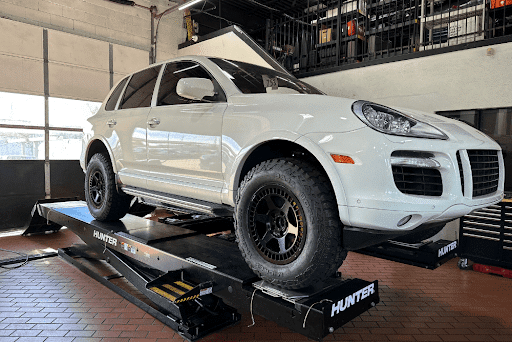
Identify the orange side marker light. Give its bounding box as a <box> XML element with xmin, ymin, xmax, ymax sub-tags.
<box><xmin>331</xmin><ymin>154</ymin><xmax>355</xmax><ymax>164</ymax></box>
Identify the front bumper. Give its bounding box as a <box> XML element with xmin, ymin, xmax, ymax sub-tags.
<box><xmin>305</xmin><ymin>125</ymin><xmax>504</xmax><ymax>240</ymax></box>
<box><xmin>342</xmin><ymin>221</ymin><xmax>450</xmax><ymax>251</ymax></box>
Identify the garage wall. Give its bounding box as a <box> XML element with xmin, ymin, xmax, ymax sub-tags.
<box><xmin>0</xmin><ymin>1</ymin><xmax>185</xmax><ymax>230</ymax></box>
<box><xmin>302</xmin><ymin>42</ymin><xmax>512</xmax><ymax>113</ymax></box>
<box><xmin>0</xmin><ymin>0</ymin><xmax>185</xmax><ymax>65</ymax></box>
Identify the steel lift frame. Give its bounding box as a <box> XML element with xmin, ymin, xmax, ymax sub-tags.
<box><xmin>24</xmin><ymin>200</ymin><xmax>379</xmax><ymax>341</ymax></box>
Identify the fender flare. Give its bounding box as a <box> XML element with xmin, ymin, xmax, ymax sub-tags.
<box><xmin>226</xmin><ymin>133</ymin><xmax>350</xmax><ymax>225</ymax></box>
<box><xmin>85</xmin><ymin>136</ymin><xmax>118</xmax><ymax>174</ymax></box>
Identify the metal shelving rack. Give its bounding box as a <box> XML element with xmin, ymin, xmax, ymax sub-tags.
<box><xmin>420</xmin><ymin>0</ymin><xmax>486</xmax><ymax>49</ymax></box>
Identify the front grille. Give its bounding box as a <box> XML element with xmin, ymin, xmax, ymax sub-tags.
<box><xmin>392</xmin><ymin>166</ymin><xmax>443</xmax><ymax>196</ymax></box>
<box><xmin>468</xmin><ymin>150</ymin><xmax>499</xmax><ymax>197</ymax></box>
<box><xmin>456</xmin><ymin>151</ymin><xmax>464</xmax><ymax>196</ymax></box>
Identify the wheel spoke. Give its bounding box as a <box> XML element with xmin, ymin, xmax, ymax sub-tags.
<box><xmin>261</xmin><ymin>231</ymin><xmax>273</xmax><ymax>247</ymax></box>
<box><xmin>265</xmin><ymin>196</ymin><xmax>279</xmax><ymax>212</ymax></box>
<box><xmin>287</xmin><ymin>221</ymin><xmax>298</xmax><ymax>236</ymax></box>
<box><xmin>276</xmin><ymin>237</ymin><xmax>287</xmax><ymax>254</ymax></box>
<box><xmin>94</xmin><ymin>192</ymin><xmax>101</xmax><ymax>203</ymax></box>
<box><xmin>280</xmin><ymin>201</ymin><xmax>293</xmax><ymax>213</ymax></box>
<box><xmin>255</xmin><ymin>214</ymin><xmax>269</xmax><ymax>224</ymax></box>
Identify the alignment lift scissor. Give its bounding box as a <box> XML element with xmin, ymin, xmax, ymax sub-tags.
<box><xmin>23</xmin><ymin>199</ymin><xmax>379</xmax><ymax>341</ymax></box>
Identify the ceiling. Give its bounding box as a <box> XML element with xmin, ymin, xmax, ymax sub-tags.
<box><xmin>217</xmin><ymin>0</ymin><xmax>321</xmax><ymax>19</ymax></box>
<box><xmin>161</xmin><ymin>0</ymin><xmax>324</xmax><ymax>19</ymax></box>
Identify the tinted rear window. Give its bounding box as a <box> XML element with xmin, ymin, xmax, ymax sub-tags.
<box><xmin>105</xmin><ymin>77</ymin><xmax>129</xmax><ymax>111</ymax></box>
<box><xmin>119</xmin><ymin>66</ymin><xmax>161</xmax><ymax>110</ymax></box>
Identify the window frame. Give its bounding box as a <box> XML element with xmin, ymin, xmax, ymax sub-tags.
<box><xmin>117</xmin><ymin>65</ymin><xmax>162</xmax><ymax>111</ymax></box>
<box><xmin>105</xmin><ymin>76</ymin><xmax>130</xmax><ymax>111</ymax></box>
<box><xmin>154</xmin><ymin>60</ymin><xmax>227</xmax><ymax>107</ymax></box>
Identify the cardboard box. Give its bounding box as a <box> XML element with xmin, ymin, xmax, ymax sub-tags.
<box><xmin>448</xmin><ymin>16</ymin><xmax>482</xmax><ymax>43</ymax></box>
<box><xmin>319</xmin><ymin>28</ymin><xmax>332</xmax><ymax>44</ymax></box>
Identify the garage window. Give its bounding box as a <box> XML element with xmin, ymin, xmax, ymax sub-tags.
<box><xmin>49</xmin><ymin>97</ymin><xmax>101</xmax><ymax>160</ymax></box>
<box><xmin>0</xmin><ymin>91</ymin><xmax>100</xmax><ymax>160</ymax></box>
<box><xmin>119</xmin><ymin>66</ymin><xmax>161</xmax><ymax>110</ymax></box>
<box><xmin>0</xmin><ymin>92</ymin><xmax>45</xmax><ymax>160</ymax></box>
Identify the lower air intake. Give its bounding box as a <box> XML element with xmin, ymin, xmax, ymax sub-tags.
<box><xmin>392</xmin><ymin>166</ymin><xmax>443</xmax><ymax>196</ymax></box>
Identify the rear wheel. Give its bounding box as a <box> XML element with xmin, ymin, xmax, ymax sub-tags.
<box><xmin>85</xmin><ymin>153</ymin><xmax>131</xmax><ymax>221</ymax></box>
<box><xmin>235</xmin><ymin>159</ymin><xmax>347</xmax><ymax>289</ymax></box>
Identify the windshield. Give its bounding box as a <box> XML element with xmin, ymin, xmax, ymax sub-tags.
<box><xmin>209</xmin><ymin>58</ymin><xmax>323</xmax><ymax>95</ymax></box>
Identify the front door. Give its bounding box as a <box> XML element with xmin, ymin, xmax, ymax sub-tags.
<box><xmin>146</xmin><ymin>61</ymin><xmax>226</xmax><ymax>203</ymax></box>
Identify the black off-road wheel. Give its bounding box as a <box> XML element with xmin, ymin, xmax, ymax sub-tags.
<box><xmin>85</xmin><ymin>153</ymin><xmax>132</xmax><ymax>221</ymax></box>
<box><xmin>235</xmin><ymin>159</ymin><xmax>347</xmax><ymax>289</ymax></box>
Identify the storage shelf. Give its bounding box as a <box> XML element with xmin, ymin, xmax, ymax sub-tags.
<box><xmin>366</xmin><ymin>19</ymin><xmax>419</xmax><ymax>35</ymax></box>
<box><xmin>423</xmin><ymin>4</ymin><xmax>485</xmax><ymax>29</ymax></box>
<box><xmin>313</xmin><ymin>9</ymin><xmax>368</xmax><ymax>25</ymax></box>
<box><xmin>315</xmin><ymin>34</ymin><xmax>366</xmax><ymax>48</ymax></box>
<box><xmin>367</xmin><ymin>0</ymin><xmax>417</xmax><ymax>11</ymax></box>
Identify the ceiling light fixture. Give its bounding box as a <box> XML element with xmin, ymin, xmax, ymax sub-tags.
<box><xmin>178</xmin><ymin>0</ymin><xmax>203</xmax><ymax>11</ymax></box>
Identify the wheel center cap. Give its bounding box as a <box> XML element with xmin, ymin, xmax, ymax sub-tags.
<box><xmin>275</xmin><ymin>216</ymin><xmax>287</xmax><ymax>230</ymax></box>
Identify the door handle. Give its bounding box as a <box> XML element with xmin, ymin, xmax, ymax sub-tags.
<box><xmin>106</xmin><ymin>119</ymin><xmax>117</xmax><ymax>127</ymax></box>
<box><xmin>148</xmin><ymin>117</ymin><xmax>160</xmax><ymax>127</ymax></box>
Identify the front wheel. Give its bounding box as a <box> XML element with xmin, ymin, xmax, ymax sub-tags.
<box><xmin>235</xmin><ymin>159</ymin><xmax>347</xmax><ymax>289</ymax></box>
<box><xmin>85</xmin><ymin>153</ymin><xmax>131</xmax><ymax>221</ymax></box>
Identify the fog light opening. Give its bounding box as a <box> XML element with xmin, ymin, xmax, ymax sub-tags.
<box><xmin>397</xmin><ymin>215</ymin><xmax>412</xmax><ymax>227</ymax></box>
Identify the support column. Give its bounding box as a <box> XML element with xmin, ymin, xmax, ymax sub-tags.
<box><xmin>43</xmin><ymin>29</ymin><xmax>51</xmax><ymax>199</ymax></box>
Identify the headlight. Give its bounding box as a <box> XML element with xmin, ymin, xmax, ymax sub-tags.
<box><xmin>352</xmin><ymin>101</ymin><xmax>448</xmax><ymax>140</ymax></box>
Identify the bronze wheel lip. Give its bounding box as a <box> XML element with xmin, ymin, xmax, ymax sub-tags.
<box><xmin>248</xmin><ymin>184</ymin><xmax>306</xmax><ymax>265</ymax></box>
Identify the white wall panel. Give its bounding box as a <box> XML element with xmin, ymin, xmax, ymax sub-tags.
<box><xmin>113</xmin><ymin>44</ymin><xmax>149</xmax><ymax>74</ymax></box>
<box><xmin>0</xmin><ymin>55</ymin><xmax>44</xmax><ymax>95</ymax></box>
<box><xmin>304</xmin><ymin>42</ymin><xmax>512</xmax><ymax>113</ymax></box>
<box><xmin>0</xmin><ymin>18</ymin><xmax>42</xmax><ymax>59</ymax></box>
<box><xmin>49</xmin><ymin>63</ymin><xmax>109</xmax><ymax>102</ymax></box>
<box><xmin>48</xmin><ymin>30</ymin><xmax>109</xmax><ymax>70</ymax></box>
<box><xmin>0</xmin><ymin>18</ymin><xmax>43</xmax><ymax>95</ymax></box>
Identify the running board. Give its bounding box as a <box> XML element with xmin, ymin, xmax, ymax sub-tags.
<box><xmin>122</xmin><ymin>187</ymin><xmax>233</xmax><ymax>217</ymax></box>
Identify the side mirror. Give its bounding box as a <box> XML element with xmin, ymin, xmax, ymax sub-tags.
<box><xmin>176</xmin><ymin>78</ymin><xmax>215</xmax><ymax>101</ymax></box>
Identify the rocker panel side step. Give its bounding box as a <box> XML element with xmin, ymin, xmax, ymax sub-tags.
<box><xmin>122</xmin><ymin>186</ymin><xmax>233</xmax><ymax>217</ymax></box>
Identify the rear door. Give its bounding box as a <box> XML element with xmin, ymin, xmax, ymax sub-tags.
<box><xmin>146</xmin><ymin>61</ymin><xmax>227</xmax><ymax>203</ymax></box>
<box><xmin>113</xmin><ymin>65</ymin><xmax>161</xmax><ymax>188</ymax></box>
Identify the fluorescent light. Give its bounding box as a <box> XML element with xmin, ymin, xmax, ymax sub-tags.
<box><xmin>179</xmin><ymin>0</ymin><xmax>202</xmax><ymax>10</ymax></box>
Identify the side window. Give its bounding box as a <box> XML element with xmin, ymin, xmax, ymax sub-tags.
<box><xmin>105</xmin><ymin>76</ymin><xmax>129</xmax><ymax>111</ymax></box>
<box><xmin>119</xmin><ymin>66</ymin><xmax>160</xmax><ymax>110</ymax></box>
<box><xmin>157</xmin><ymin>61</ymin><xmax>225</xmax><ymax>106</ymax></box>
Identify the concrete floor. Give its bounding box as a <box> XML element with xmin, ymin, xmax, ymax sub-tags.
<box><xmin>1</xmin><ymin>228</ymin><xmax>512</xmax><ymax>342</ymax></box>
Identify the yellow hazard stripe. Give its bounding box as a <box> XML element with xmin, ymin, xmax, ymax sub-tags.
<box><xmin>175</xmin><ymin>294</ymin><xmax>199</xmax><ymax>303</ymax></box>
<box><xmin>150</xmin><ymin>287</ymin><xmax>176</xmax><ymax>302</ymax></box>
<box><xmin>162</xmin><ymin>284</ymin><xmax>185</xmax><ymax>295</ymax></box>
<box><xmin>175</xmin><ymin>281</ymin><xmax>193</xmax><ymax>291</ymax></box>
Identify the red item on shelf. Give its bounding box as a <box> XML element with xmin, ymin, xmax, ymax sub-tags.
<box><xmin>491</xmin><ymin>0</ymin><xmax>512</xmax><ymax>9</ymax></box>
<box><xmin>347</xmin><ymin>20</ymin><xmax>356</xmax><ymax>36</ymax></box>
<box><xmin>473</xmin><ymin>263</ymin><xmax>512</xmax><ymax>279</ymax></box>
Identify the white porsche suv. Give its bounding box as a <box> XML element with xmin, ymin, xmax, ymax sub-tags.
<box><xmin>81</xmin><ymin>55</ymin><xmax>504</xmax><ymax>289</ymax></box>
